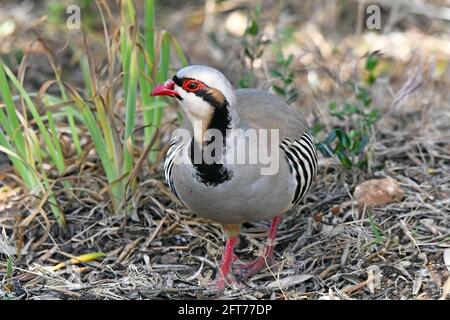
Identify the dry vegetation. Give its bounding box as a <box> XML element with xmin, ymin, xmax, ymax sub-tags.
<box><xmin>0</xmin><ymin>0</ymin><xmax>449</xmax><ymax>300</ymax></box>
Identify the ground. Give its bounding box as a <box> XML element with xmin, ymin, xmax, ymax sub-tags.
<box><xmin>0</xmin><ymin>0</ymin><xmax>449</xmax><ymax>300</ymax></box>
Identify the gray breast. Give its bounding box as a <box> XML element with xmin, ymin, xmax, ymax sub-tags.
<box><xmin>168</xmin><ymin>150</ymin><xmax>296</xmax><ymax>224</ymax></box>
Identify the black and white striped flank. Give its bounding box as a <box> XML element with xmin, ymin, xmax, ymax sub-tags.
<box><xmin>280</xmin><ymin>131</ymin><xmax>318</xmax><ymax>206</ymax></box>
<box><xmin>164</xmin><ymin>138</ymin><xmax>183</xmax><ymax>202</ymax></box>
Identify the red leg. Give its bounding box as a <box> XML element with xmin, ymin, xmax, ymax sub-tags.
<box><xmin>237</xmin><ymin>215</ymin><xmax>282</xmax><ymax>280</ymax></box>
<box><xmin>216</xmin><ymin>236</ymin><xmax>238</xmax><ymax>292</ymax></box>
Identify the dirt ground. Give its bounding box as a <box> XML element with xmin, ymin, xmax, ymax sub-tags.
<box><xmin>0</xmin><ymin>0</ymin><xmax>449</xmax><ymax>300</ymax></box>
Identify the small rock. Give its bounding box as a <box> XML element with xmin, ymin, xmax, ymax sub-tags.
<box><xmin>353</xmin><ymin>177</ymin><xmax>404</xmax><ymax>209</ymax></box>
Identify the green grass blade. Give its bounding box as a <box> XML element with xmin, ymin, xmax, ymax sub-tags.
<box><xmin>123</xmin><ymin>46</ymin><xmax>138</xmax><ymax>178</ymax></box>
<box><xmin>139</xmin><ymin>49</ymin><xmax>154</xmax><ymax>146</ymax></box>
<box><xmin>66</xmin><ymin>86</ymin><xmax>121</xmax><ymax>209</ymax></box>
<box><xmin>3</xmin><ymin>65</ymin><xmax>66</xmax><ymax>174</ymax></box>
<box><xmin>144</xmin><ymin>0</ymin><xmax>155</xmax><ymax>62</ymax></box>
<box><xmin>148</xmin><ymin>31</ymin><xmax>171</xmax><ymax>162</ymax></box>
<box><xmin>140</xmin><ymin>0</ymin><xmax>155</xmax><ymax>146</ymax></box>
<box><xmin>0</xmin><ymin>135</ymin><xmax>38</xmax><ymax>188</ymax></box>
<box><xmin>169</xmin><ymin>34</ymin><xmax>189</xmax><ymax>67</ymax></box>
<box><xmin>120</xmin><ymin>26</ymin><xmax>132</xmax><ymax>105</ymax></box>
<box><xmin>368</xmin><ymin>210</ymin><xmax>383</xmax><ymax>245</ymax></box>
<box><xmin>0</xmin><ymin>59</ymin><xmax>26</xmax><ymax>158</ymax></box>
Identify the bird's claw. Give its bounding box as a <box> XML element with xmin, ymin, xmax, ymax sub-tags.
<box><xmin>233</xmin><ymin>254</ymin><xmax>276</xmax><ymax>281</ymax></box>
<box><xmin>206</xmin><ymin>273</ymin><xmax>241</xmax><ymax>294</ymax></box>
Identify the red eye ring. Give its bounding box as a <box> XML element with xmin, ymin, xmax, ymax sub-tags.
<box><xmin>182</xmin><ymin>79</ymin><xmax>204</xmax><ymax>92</ymax></box>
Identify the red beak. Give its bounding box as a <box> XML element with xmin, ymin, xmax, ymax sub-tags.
<box><xmin>150</xmin><ymin>79</ymin><xmax>180</xmax><ymax>98</ymax></box>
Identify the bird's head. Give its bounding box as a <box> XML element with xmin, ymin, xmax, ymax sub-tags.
<box><xmin>151</xmin><ymin>65</ymin><xmax>236</xmax><ymax>144</ymax></box>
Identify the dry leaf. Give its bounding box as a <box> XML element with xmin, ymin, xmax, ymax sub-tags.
<box><xmin>444</xmin><ymin>249</ymin><xmax>450</xmax><ymax>272</ymax></box>
<box><xmin>318</xmin><ymin>294</ymin><xmax>341</xmax><ymax>300</ymax></box>
<box><xmin>353</xmin><ymin>178</ymin><xmax>404</xmax><ymax>209</ymax></box>
<box><xmin>267</xmin><ymin>274</ymin><xmax>313</xmax><ymax>289</ymax></box>
<box><xmin>441</xmin><ymin>276</ymin><xmax>450</xmax><ymax>300</ymax></box>
<box><xmin>420</xmin><ymin>219</ymin><xmax>440</xmax><ymax>235</ymax></box>
<box><xmin>429</xmin><ymin>269</ymin><xmax>443</xmax><ymax>287</ymax></box>
<box><xmin>412</xmin><ymin>276</ymin><xmax>423</xmax><ymax>295</ymax></box>
<box><xmin>368</xmin><ymin>265</ymin><xmax>382</xmax><ymax>292</ymax></box>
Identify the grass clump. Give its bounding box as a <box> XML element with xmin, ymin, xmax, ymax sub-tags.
<box><xmin>0</xmin><ymin>0</ymin><xmax>187</xmax><ymax>228</ymax></box>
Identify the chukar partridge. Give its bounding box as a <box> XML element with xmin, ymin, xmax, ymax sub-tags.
<box><xmin>151</xmin><ymin>65</ymin><xmax>318</xmax><ymax>291</ymax></box>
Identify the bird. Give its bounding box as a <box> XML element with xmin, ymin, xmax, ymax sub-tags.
<box><xmin>151</xmin><ymin>65</ymin><xmax>318</xmax><ymax>291</ymax></box>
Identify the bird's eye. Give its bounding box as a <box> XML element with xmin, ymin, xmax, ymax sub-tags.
<box><xmin>183</xmin><ymin>80</ymin><xmax>201</xmax><ymax>92</ymax></box>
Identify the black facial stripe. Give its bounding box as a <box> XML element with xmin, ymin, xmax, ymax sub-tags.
<box><xmin>172</xmin><ymin>76</ymin><xmax>228</xmax><ymax>108</ymax></box>
<box><xmin>208</xmin><ymin>100</ymin><xmax>230</xmax><ymax>139</ymax></box>
<box><xmin>172</xmin><ymin>75</ymin><xmax>183</xmax><ymax>86</ymax></box>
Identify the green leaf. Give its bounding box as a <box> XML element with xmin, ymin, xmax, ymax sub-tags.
<box><xmin>335</xmin><ymin>129</ymin><xmax>351</xmax><ymax>149</ymax></box>
<box><xmin>323</xmin><ymin>129</ymin><xmax>337</xmax><ymax>145</ymax></box>
<box><xmin>368</xmin><ymin>210</ymin><xmax>383</xmax><ymax>245</ymax></box>
<box><xmin>330</xmin><ymin>111</ymin><xmax>345</xmax><ymax>120</ymax></box>
<box><xmin>244</xmin><ymin>47</ymin><xmax>254</xmax><ymax>60</ymax></box>
<box><xmin>351</xmin><ymin>135</ymin><xmax>370</xmax><ymax>155</ymax></box>
<box><xmin>239</xmin><ymin>73</ymin><xmax>255</xmax><ymax>88</ymax></box>
<box><xmin>284</xmin><ymin>54</ymin><xmax>294</xmax><ymax>68</ymax></box>
<box><xmin>316</xmin><ymin>142</ymin><xmax>334</xmax><ymax>157</ymax></box>
<box><xmin>366</xmin><ymin>54</ymin><xmax>379</xmax><ymax>72</ymax></box>
<box><xmin>284</xmin><ymin>74</ymin><xmax>294</xmax><ymax>84</ymax></box>
<box><xmin>343</xmin><ymin>102</ymin><xmax>359</xmax><ymax>115</ymax></box>
<box><xmin>335</xmin><ymin>150</ymin><xmax>353</xmax><ymax>169</ymax></box>
<box><xmin>367</xmin><ymin>109</ymin><xmax>380</xmax><ymax>124</ymax></box>
<box><xmin>269</xmin><ymin>68</ymin><xmax>283</xmax><ymax>78</ymax></box>
<box><xmin>311</xmin><ymin>123</ymin><xmax>324</xmax><ymax>136</ymax></box>
<box><xmin>287</xmin><ymin>92</ymin><xmax>298</xmax><ymax>103</ymax></box>
<box><xmin>356</xmin><ymin>86</ymin><xmax>371</xmax><ymax>106</ymax></box>
<box><xmin>272</xmin><ymin>85</ymin><xmax>285</xmax><ymax>96</ymax></box>
<box><xmin>367</xmin><ymin>73</ymin><xmax>376</xmax><ymax>85</ymax></box>
<box><xmin>247</xmin><ymin>18</ymin><xmax>259</xmax><ymax>36</ymax></box>
<box><xmin>348</xmin><ymin>129</ymin><xmax>357</xmax><ymax>140</ymax></box>
<box><xmin>350</xmin><ymin>138</ymin><xmax>361</xmax><ymax>155</ymax></box>
<box><xmin>328</xmin><ymin>101</ymin><xmax>338</xmax><ymax>111</ymax></box>
<box><xmin>356</xmin><ymin>154</ymin><xmax>368</xmax><ymax>168</ymax></box>
<box><xmin>275</xmin><ymin>49</ymin><xmax>284</xmax><ymax>65</ymax></box>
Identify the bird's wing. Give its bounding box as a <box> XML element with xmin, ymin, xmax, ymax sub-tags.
<box><xmin>236</xmin><ymin>89</ymin><xmax>317</xmax><ymax>207</ymax></box>
<box><xmin>235</xmin><ymin>89</ymin><xmax>309</xmax><ymax>139</ymax></box>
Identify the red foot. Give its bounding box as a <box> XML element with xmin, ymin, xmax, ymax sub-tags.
<box><xmin>213</xmin><ymin>274</ymin><xmax>232</xmax><ymax>293</ymax></box>
<box><xmin>233</xmin><ymin>216</ymin><xmax>282</xmax><ymax>281</ymax></box>
<box><xmin>209</xmin><ymin>271</ymin><xmax>242</xmax><ymax>293</ymax></box>
<box><xmin>211</xmin><ymin>236</ymin><xmax>238</xmax><ymax>293</ymax></box>
<box><xmin>235</xmin><ymin>254</ymin><xmax>276</xmax><ymax>280</ymax></box>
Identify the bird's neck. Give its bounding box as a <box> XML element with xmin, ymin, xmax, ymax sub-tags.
<box><xmin>209</xmin><ymin>102</ymin><xmax>239</xmax><ymax>136</ymax></box>
<box><xmin>188</xmin><ymin>102</ymin><xmax>238</xmax><ymax>186</ymax></box>
<box><xmin>191</xmin><ymin>101</ymin><xmax>239</xmax><ymax>147</ymax></box>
